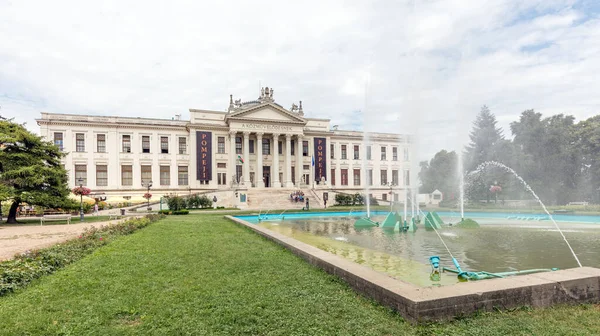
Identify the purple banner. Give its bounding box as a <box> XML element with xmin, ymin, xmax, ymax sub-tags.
<box><xmin>197</xmin><ymin>131</ymin><xmax>212</xmax><ymax>181</ymax></box>
<box><xmin>314</xmin><ymin>137</ymin><xmax>327</xmax><ymax>182</ymax></box>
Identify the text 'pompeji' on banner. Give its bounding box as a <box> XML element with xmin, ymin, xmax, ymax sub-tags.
<box><xmin>196</xmin><ymin>131</ymin><xmax>212</xmax><ymax>181</ymax></box>
<box><xmin>313</xmin><ymin>137</ymin><xmax>327</xmax><ymax>182</ymax></box>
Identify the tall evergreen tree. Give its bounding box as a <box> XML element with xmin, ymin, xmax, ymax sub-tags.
<box><xmin>0</xmin><ymin>118</ymin><xmax>73</xmax><ymax>223</ymax></box>
<box><xmin>464</xmin><ymin>105</ymin><xmax>504</xmax><ymax>172</ymax></box>
<box><xmin>418</xmin><ymin>150</ymin><xmax>458</xmax><ymax>200</ymax></box>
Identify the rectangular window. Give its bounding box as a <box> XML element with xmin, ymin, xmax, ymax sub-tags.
<box><xmin>393</xmin><ymin>147</ymin><xmax>398</xmax><ymax>161</ymax></box>
<box><xmin>394</xmin><ymin>193</ymin><xmax>399</xmax><ymax>202</ymax></box>
<box><xmin>392</xmin><ymin>170</ymin><xmax>399</xmax><ymax>185</ymax></box>
<box><xmin>249</xmin><ymin>139</ymin><xmax>254</xmax><ymax>154</ymax></box>
<box><xmin>217</xmin><ymin>162</ymin><xmax>227</xmax><ymax>168</ymax></box>
<box><xmin>404</xmin><ymin>170</ymin><xmax>410</xmax><ymax>186</ymax></box>
<box><xmin>142</xmin><ymin>136</ymin><xmax>150</xmax><ymax>153</ymax></box>
<box><xmin>341</xmin><ymin>169</ymin><xmax>348</xmax><ymax>186</ymax></box>
<box><xmin>96</xmin><ymin>165</ymin><xmax>107</xmax><ymax>186</ymax></box>
<box><xmin>141</xmin><ymin>165</ymin><xmax>152</xmax><ymax>184</ymax></box>
<box><xmin>291</xmin><ymin>167</ymin><xmax>295</xmax><ymax>184</ymax></box>
<box><xmin>236</xmin><ymin>136</ymin><xmax>242</xmax><ymax>154</ymax></box>
<box><xmin>218</xmin><ymin>137</ymin><xmax>225</xmax><ymax>154</ymax></box>
<box><xmin>74</xmin><ymin>165</ymin><xmax>87</xmax><ymax>185</ymax></box>
<box><xmin>121</xmin><ymin>165</ymin><xmax>132</xmax><ymax>186</ymax></box>
<box><xmin>278</xmin><ymin>141</ymin><xmax>282</xmax><ymax>155</ymax></box>
<box><xmin>97</xmin><ymin>134</ymin><xmax>106</xmax><ymax>153</ymax></box>
<box><xmin>331</xmin><ymin>169</ymin><xmax>335</xmax><ymax>186</ymax></box>
<box><xmin>160</xmin><ymin>166</ymin><xmax>170</xmax><ymax>185</ymax></box>
<box><xmin>303</xmin><ymin>165</ymin><xmax>310</xmax><ymax>170</ymax></box>
<box><xmin>368</xmin><ymin>169</ymin><xmax>373</xmax><ymax>186</ymax></box>
<box><xmin>330</xmin><ymin>144</ymin><xmax>335</xmax><ymax>159</ymax></box>
<box><xmin>262</xmin><ymin>139</ymin><xmax>270</xmax><ymax>155</ymax></box>
<box><xmin>302</xmin><ymin>141</ymin><xmax>309</xmax><ymax>157</ymax></box>
<box><xmin>367</xmin><ymin>146</ymin><xmax>371</xmax><ymax>160</ymax></box>
<box><xmin>341</xmin><ymin>145</ymin><xmax>347</xmax><ymax>160</ymax></box>
<box><xmin>54</xmin><ymin>132</ymin><xmax>63</xmax><ymax>151</ymax></box>
<box><xmin>404</xmin><ymin>148</ymin><xmax>409</xmax><ymax>161</ymax></box>
<box><xmin>178</xmin><ymin>166</ymin><xmax>188</xmax><ymax>185</ymax></box>
<box><xmin>122</xmin><ymin>135</ymin><xmax>131</xmax><ymax>153</ymax></box>
<box><xmin>160</xmin><ymin>137</ymin><xmax>169</xmax><ymax>154</ymax></box>
<box><xmin>235</xmin><ymin>165</ymin><xmax>243</xmax><ymax>183</ymax></box>
<box><xmin>353</xmin><ymin>169</ymin><xmax>361</xmax><ymax>186</ymax></box>
<box><xmin>354</xmin><ymin>145</ymin><xmax>359</xmax><ymax>160</ymax></box>
<box><xmin>218</xmin><ymin>172</ymin><xmax>227</xmax><ymax>185</ymax></box>
<box><xmin>179</xmin><ymin>137</ymin><xmax>187</xmax><ymax>154</ymax></box>
<box><xmin>382</xmin><ymin>193</ymin><xmax>387</xmax><ymax>201</ymax></box>
<box><xmin>291</xmin><ymin>140</ymin><xmax>295</xmax><ymax>156</ymax></box>
<box><xmin>381</xmin><ymin>146</ymin><xmax>387</xmax><ymax>160</ymax></box>
<box><xmin>75</xmin><ymin>133</ymin><xmax>85</xmax><ymax>152</ymax></box>
<box><xmin>381</xmin><ymin>170</ymin><xmax>388</xmax><ymax>185</ymax></box>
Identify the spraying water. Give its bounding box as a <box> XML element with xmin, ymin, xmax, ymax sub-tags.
<box><xmin>363</xmin><ymin>70</ymin><xmax>372</xmax><ymax>218</ymax></box>
<box><xmin>458</xmin><ymin>152</ymin><xmax>465</xmax><ymax>220</ymax></box>
<box><xmin>468</xmin><ymin>161</ymin><xmax>582</xmax><ymax>268</ymax></box>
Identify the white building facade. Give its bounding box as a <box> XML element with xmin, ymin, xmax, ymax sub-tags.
<box><xmin>37</xmin><ymin>87</ymin><xmax>414</xmax><ymax>204</ymax></box>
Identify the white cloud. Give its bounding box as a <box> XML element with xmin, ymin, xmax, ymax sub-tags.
<box><xmin>1</xmin><ymin>0</ymin><xmax>598</xmax><ymax>161</ymax></box>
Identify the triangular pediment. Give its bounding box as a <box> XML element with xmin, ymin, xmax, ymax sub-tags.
<box><xmin>226</xmin><ymin>103</ymin><xmax>306</xmax><ymax>124</ymax></box>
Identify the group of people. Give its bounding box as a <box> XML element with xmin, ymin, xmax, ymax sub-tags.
<box><xmin>290</xmin><ymin>191</ymin><xmax>305</xmax><ymax>203</ymax></box>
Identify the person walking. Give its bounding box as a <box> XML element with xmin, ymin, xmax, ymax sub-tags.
<box><xmin>305</xmin><ymin>198</ymin><xmax>310</xmax><ymax>211</ymax></box>
<box><xmin>324</xmin><ymin>199</ymin><xmax>327</xmax><ymax>209</ymax></box>
<box><xmin>93</xmin><ymin>203</ymin><xmax>99</xmax><ymax>216</ymax></box>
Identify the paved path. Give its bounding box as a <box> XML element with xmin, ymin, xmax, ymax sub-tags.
<box><xmin>0</xmin><ymin>218</ymin><xmax>130</xmax><ymax>261</ymax></box>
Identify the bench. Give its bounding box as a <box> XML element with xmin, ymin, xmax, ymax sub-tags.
<box><xmin>40</xmin><ymin>214</ymin><xmax>72</xmax><ymax>225</ymax></box>
<box><xmin>108</xmin><ymin>211</ymin><xmax>124</xmax><ymax>220</ymax></box>
<box><xmin>567</xmin><ymin>202</ymin><xmax>588</xmax><ymax>206</ymax></box>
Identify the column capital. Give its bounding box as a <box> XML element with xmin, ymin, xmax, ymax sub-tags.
<box><xmin>285</xmin><ymin>134</ymin><xmax>292</xmax><ymax>140</ymax></box>
<box><xmin>296</xmin><ymin>134</ymin><xmax>304</xmax><ymax>140</ymax></box>
<box><xmin>272</xmin><ymin>133</ymin><xmax>280</xmax><ymax>139</ymax></box>
<box><xmin>242</xmin><ymin>131</ymin><xmax>251</xmax><ymax>136</ymax></box>
<box><xmin>256</xmin><ymin>132</ymin><xmax>264</xmax><ymax>137</ymax></box>
<box><xmin>228</xmin><ymin>130</ymin><xmax>237</xmax><ymax>136</ymax></box>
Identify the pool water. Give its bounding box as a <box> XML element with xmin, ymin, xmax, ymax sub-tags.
<box><xmin>236</xmin><ymin>211</ymin><xmax>600</xmax><ymax>287</ymax></box>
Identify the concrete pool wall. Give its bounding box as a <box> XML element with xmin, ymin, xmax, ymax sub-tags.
<box><xmin>227</xmin><ymin>215</ymin><xmax>600</xmax><ymax>323</ymax></box>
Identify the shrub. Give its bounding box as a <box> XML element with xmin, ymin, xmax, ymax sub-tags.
<box><xmin>199</xmin><ymin>195</ymin><xmax>212</xmax><ymax>208</ymax></box>
<box><xmin>217</xmin><ymin>206</ymin><xmax>225</xmax><ymax>209</ymax></box>
<box><xmin>166</xmin><ymin>196</ymin><xmax>187</xmax><ymax>211</ymax></box>
<box><xmin>335</xmin><ymin>194</ymin><xmax>352</xmax><ymax>206</ymax></box>
<box><xmin>172</xmin><ymin>210</ymin><xmax>189</xmax><ymax>215</ymax></box>
<box><xmin>158</xmin><ymin>210</ymin><xmax>171</xmax><ymax>215</ymax></box>
<box><xmin>187</xmin><ymin>195</ymin><xmax>201</xmax><ymax>209</ymax></box>
<box><xmin>0</xmin><ymin>214</ymin><xmax>164</xmax><ymax>296</ymax></box>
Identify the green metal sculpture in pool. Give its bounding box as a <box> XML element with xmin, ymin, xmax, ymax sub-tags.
<box><xmin>429</xmin><ymin>256</ymin><xmax>559</xmax><ymax>281</ymax></box>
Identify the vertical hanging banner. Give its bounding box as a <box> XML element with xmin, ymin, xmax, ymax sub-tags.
<box><xmin>313</xmin><ymin>137</ymin><xmax>327</xmax><ymax>182</ymax></box>
<box><xmin>197</xmin><ymin>131</ymin><xmax>212</xmax><ymax>181</ymax></box>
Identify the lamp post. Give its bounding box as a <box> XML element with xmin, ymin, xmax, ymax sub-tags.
<box><xmin>77</xmin><ymin>177</ymin><xmax>84</xmax><ymax>222</ymax></box>
<box><xmin>385</xmin><ymin>182</ymin><xmax>397</xmax><ymax>212</ymax></box>
<box><xmin>143</xmin><ymin>180</ymin><xmax>153</xmax><ymax>211</ymax></box>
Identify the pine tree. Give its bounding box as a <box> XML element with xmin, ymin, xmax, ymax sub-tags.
<box><xmin>464</xmin><ymin>105</ymin><xmax>504</xmax><ymax>172</ymax></box>
<box><xmin>0</xmin><ymin>118</ymin><xmax>73</xmax><ymax>223</ymax></box>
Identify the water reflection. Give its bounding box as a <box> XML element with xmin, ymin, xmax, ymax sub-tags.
<box><xmin>258</xmin><ymin>217</ymin><xmax>600</xmax><ymax>287</ymax></box>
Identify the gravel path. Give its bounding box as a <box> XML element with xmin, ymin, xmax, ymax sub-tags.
<box><xmin>0</xmin><ymin>219</ymin><xmax>126</xmax><ymax>261</ymax></box>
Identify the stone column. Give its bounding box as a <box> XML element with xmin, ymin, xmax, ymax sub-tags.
<box><xmin>272</xmin><ymin>133</ymin><xmax>281</xmax><ymax>188</ymax></box>
<box><xmin>243</xmin><ymin>131</ymin><xmax>250</xmax><ymax>186</ymax></box>
<box><xmin>284</xmin><ymin>134</ymin><xmax>293</xmax><ymax>188</ymax></box>
<box><xmin>256</xmin><ymin>132</ymin><xmax>264</xmax><ymax>188</ymax></box>
<box><xmin>229</xmin><ymin>131</ymin><xmax>236</xmax><ymax>186</ymax></box>
<box><xmin>296</xmin><ymin>135</ymin><xmax>303</xmax><ymax>187</ymax></box>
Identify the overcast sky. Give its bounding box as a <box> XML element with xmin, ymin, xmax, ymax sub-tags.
<box><xmin>1</xmin><ymin>0</ymin><xmax>599</xmax><ymax>160</ymax></box>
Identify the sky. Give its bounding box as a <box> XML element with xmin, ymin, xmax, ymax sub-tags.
<box><xmin>1</xmin><ymin>0</ymin><xmax>599</xmax><ymax>160</ymax></box>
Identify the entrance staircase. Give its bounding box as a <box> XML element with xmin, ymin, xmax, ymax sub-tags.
<box><xmin>245</xmin><ymin>188</ymin><xmax>325</xmax><ymax>210</ymax></box>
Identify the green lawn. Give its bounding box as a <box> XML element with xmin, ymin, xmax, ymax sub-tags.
<box><xmin>0</xmin><ymin>214</ymin><xmax>598</xmax><ymax>335</ymax></box>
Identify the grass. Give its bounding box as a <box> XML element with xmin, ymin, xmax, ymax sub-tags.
<box><xmin>0</xmin><ymin>215</ymin><xmax>117</xmax><ymax>226</ymax></box>
<box><xmin>0</xmin><ymin>214</ymin><xmax>598</xmax><ymax>335</ymax></box>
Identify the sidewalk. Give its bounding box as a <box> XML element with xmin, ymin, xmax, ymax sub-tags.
<box><xmin>0</xmin><ymin>218</ymin><xmax>132</xmax><ymax>261</ymax></box>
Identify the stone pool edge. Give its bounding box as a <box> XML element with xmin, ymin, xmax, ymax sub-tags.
<box><xmin>226</xmin><ymin>215</ymin><xmax>600</xmax><ymax>324</ymax></box>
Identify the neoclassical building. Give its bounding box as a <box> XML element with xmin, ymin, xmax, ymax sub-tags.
<box><xmin>37</xmin><ymin>87</ymin><xmax>414</xmax><ymax>205</ymax></box>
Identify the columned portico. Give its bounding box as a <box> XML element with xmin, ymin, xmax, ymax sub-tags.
<box><xmin>296</xmin><ymin>135</ymin><xmax>303</xmax><ymax>187</ymax></box>
<box><xmin>272</xmin><ymin>133</ymin><xmax>281</xmax><ymax>188</ymax></box>
<box><xmin>229</xmin><ymin>130</ymin><xmax>237</xmax><ymax>186</ymax></box>
<box><xmin>284</xmin><ymin>134</ymin><xmax>293</xmax><ymax>188</ymax></box>
<box><xmin>242</xmin><ymin>131</ymin><xmax>250</xmax><ymax>186</ymax></box>
<box><xmin>256</xmin><ymin>132</ymin><xmax>265</xmax><ymax>188</ymax></box>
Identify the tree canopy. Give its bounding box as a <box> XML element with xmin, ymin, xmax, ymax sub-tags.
<box><xmin>0</xmin><ymin>118</ymin><xmax>73</xmax><ymax>223</ymax></box>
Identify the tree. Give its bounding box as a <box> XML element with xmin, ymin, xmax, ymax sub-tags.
<box><xmin>464</xmin><ymin>105</ymin><xmax>504</xmax><ymax>172</ymax></box>
<box><xmin>0</xmin><ymin>119</ymin><xmax>72</xmax><ymax>223</ymax></box>
<box><xmin>418</xmin><ymin>150</ymin><xmax>458</xmax><ymax>199</ymax></box>
<box><xmin>573</xmin><ymin>115</ymin><xmax>600</xmax><ymax>202</ymax></box>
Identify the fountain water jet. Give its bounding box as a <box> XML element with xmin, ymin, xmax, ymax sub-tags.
<box><xmin>458</xmin><ymin>151</ymin><xmax>465</xmax><ymax>220</ymax></box>
<box><xmin>468</xmin><ymin>161</ymin><xmax>583</xmax><ymax>268</ymax></box>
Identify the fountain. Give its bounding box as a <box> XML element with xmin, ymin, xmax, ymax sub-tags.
<box><xmin>466</xmin><ymin>160</ymin><xmax>583</xmax><ymax>268</ymax></box>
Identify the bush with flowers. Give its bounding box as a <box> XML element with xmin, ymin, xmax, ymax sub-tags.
<box><xmin>143</xmin><ymin>193</ymin><xmax>152</xmax><ymax>200</ymax></box>
<box><xmin>72</xmin><ymin>186</ymin><xmax>92</xmax><ymax>196</ymax></box>
<box><xmin>0</xmin><ymin>214</ymin><xmax>164</xmax><ymax>296</ymax></box>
